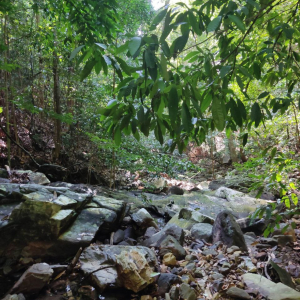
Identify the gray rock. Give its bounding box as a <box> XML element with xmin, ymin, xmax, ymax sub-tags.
<box><xmin>113</xmin><ymin>229</ymin><xmax>125</xmax><ymax>244</ymax></box>
<box><xmin>132</xmin><ymin>208</ymin><xmax>157</xmax><ymax>230</ymax></box>
<box><xmin>179</xmin><ymin>283</ymin><xmax>197</xmax><ymax>300</ymax></box>
<box><xmin>157</xmin><ymin>273</ymin><xmax>181</xmax><ymax>296</ymax></box>
<box><xmin>212</xmin><ymin>210</ymin><xmax>247</xmax><ymax>252</ymax></box>
<box><xmin>10</xmin><ymin>263</ymin><xmax>53</xmax><ymax>295</ymax></box>
<box><xmin>169</xmin><ymin>286</ymin><xmax>180</xmax><ymax>300</ymax></box>
<box><xmin>191</xmin><ymin>223</ymin><xmax>213</xmax><ymax>241</ymax></box>
<box><xmin>159</xmin><ymin>235</ymin><xmax>186</xmax><ymax>259</ymax></box>
<box><xmin>226</xmin><ymin>287</ymin><xmax>251</xmax><ymax>299</ymax></box>
<box><xmin>168</xmin><ymin>208</ymin><xmax>214</xmax><ymax>230</ymax></box>
<box><xmin>242</xmin><ymin>273</ymin><xmax>300</xmax><ymax>300</ymax></box>
<box><xmin>2</xmin><ymin>294</ymin><xmax>26</xmax><ymax>300</ymax></box>
<box><xmin>56</xmin><ymin>208</ymin><xmax>117</xmax><ymax>256</ymax></box>
<box><xmin>143</xmin><ymin>223</ymin><xmax>184</xmax><ymax>247</ymax></box>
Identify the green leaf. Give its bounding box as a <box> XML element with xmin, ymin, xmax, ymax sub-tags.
<box><xmin>114</xmin><ymin>125</ymin><xmax>121</xmax><ymax>146</ymax></box>
<box><xmin>212</xmin><ymin>97</ymin><xmax>226</xmax><ymax>131</ymax></box>
<box><xmin>228</xmin><ymin>15</ymin><xmax>246</xmax><ymax>32</ymax></box>
<box><xmin>150</xmin><ymin>8</ymin><xmax>168</xmax><ymax>30</ymax></box>
<box><xmin>161</xmin><ymin>41</ymin><xmax>171</xmax><ymax>58</ymax></box>
<box><xmin>243</xmin><ymin>133</ymin><xmax>248</xmax><ymax>146</ymax></box>
<box><xmin>80</xmin><ymin>59</ymin><xmax>96</xmax><ymax>81</ymax></box>
<box><xmin>236</xmin><ymin>75</ymin><xmax>244</xmax><ymax>91</ymax></box>
<box><xmin>207</xmin><ymin>16</ymin><xmax>222</xmax><ymax>32</ymax></box>
<box><xmin>201</xmin><ymin>93</ymin><xmax>212</xmax><ymax>112</ymax></box>
<box><xmin>220</xmin><ymin>65</ymin><xmax>231</xmax><ymax>78</ymax></box>
<box><xmin>258</xmin><ymin>91</ymin><xmax>269</xmax><ymax>99</ymax></box>
<box><xmin>188</xmin><ymin>11</ymin><xmax>201</xmax><ymax>35</ymax></box>
<box><xmin>171</xmin><ymin>30</ymin><xmax>189</xmax><ymax>55</ymax></box>
<box><xmin>95</xmin><ymin>43</ymin><xmax>107</xmax><ymax>50</ymax></box>
<box><xmin>160</xmin><ymin>54</ymin><xmax>169</xmax><ymax>81</ymax></box>
<box><xmin>253</xmin><ymin>62</ymin><xmax>261</xmax><ymax>79</ymax></box>
<box><xmin>237</xmin><ymin>99</ymin><xmax>247</xmax><ymax>120</ymax></box>
<box><xmin>128</xmin><ymin>37</ymin><xmax>142</xmax><ymax>56</ymax></box>
<box><xmin>182</xmin><ymin>102</ymin><xmax>193</xmax><ymax>132</ymax></box>
<box><xmin>251</xmin><ymin>102</ymin><xmax>262</xmax><ymax>127</ymax></box>
<box><xmin>69</xmin><ymin>45</ymin><xmax>85</xmax><ymax>60</ymax></box>
<box><xmin>145</xmin><ymin>49</ymin><xmax>156</xmax><ymax>69</ymax></box>
<box><xmin>0</xmin><ymin>107</ymin><xmax>2</xmax><ymax>113</ymax></box>
<box><xmin>184</xmin><ymin>51</ymin><xmax>199</xmax><ymax>61</ymax></box>
<box><xmin>168</xmin><ymin>86</ymin><xmax>179</xmax><ymax>125</ymax></box>
<box><xmin>246</xmin><ymin>0</ymin><xmax>260</xmax><ymax>9</ymax></box>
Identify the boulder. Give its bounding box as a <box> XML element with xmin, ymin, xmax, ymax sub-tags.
<box><xmin>9</xmin><ymin>263</ymin><xmax>53</xmax><ymax>296</ymax></box>
<box><xmin>212</xmin><ymin>210</ymin><xmax>247</xmax><ymax>252</ymax></box>
<box><xmin>168</xmin><ymin>208</ymin><xmax>214</xmax><ymax>230</ymax></box>
<box><xmin>159</xmin><ymin>235</ymin><xmax>186</xmax><ymax>259</ymax></box>
<box><xmin>226</xmin><ymin>286</ymin><xmax>250</xmax><ymax>299</ymax></box>
<box><xmin>79</xmin><ymin>245</ymin><xmax>157</xmax><ymax>292</ymax></box>
<box><xmin>143</xmin><ymin>223</ymin><xmax>184</xmax><ymax>247</ymax></box>
<box><xmin>157</xmin><ymin>273</ymin><xmax>181</xmax><ymax>296</ymax></box>
<box><xmin>132</xmin><ymin>208</ymin><xmax>158</xmax><ymax>231</ymax></box>
<box><xmin>179</xmin><ymin>283</ymin><xmax>197</xmax><ymax>300</ymax></box>
<box><xmin>191</xmin><ymin>223</ymin><xmax>213</xmax><ymax>241</ymax></box>
<box><xmin>242</xmin><ymin>273</ymin><xmax>300</xmax><ymax>300</ymax></box>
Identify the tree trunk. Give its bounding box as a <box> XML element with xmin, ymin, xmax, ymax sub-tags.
<box><xmin>228</xmin><ymin>133</ymin><xmax>238</xmax><ymax>163</ymax></box>
<box><xmin>53</xmin><ymin>48</ymin><xmax>61</xmax><ymax>159</ymax></box>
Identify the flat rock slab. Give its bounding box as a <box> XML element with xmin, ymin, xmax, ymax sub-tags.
<box><xmin>58</xmin><ymin>208</ymin><xmax>117</xmax><ymax>247</ymax></box>
<box><xmin>242</xmin><ymin>273</ymin><xmax>300</xmax><ymax>300</ymax></box>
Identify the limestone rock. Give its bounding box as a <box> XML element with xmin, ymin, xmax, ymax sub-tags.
<box><xmin>80</xmin><ymin>245</ymin><xmax>157</xmax><ymax>292</ymax></box>
<box><xmin>10</xmin><ymin>263</ymin><xmax>53</xmax><ymax>295</ymax></box>
<box><xmin>212</xmin><ymin>210</ymin><xmax>247</xmax><ymax>252</ymax></box>
<box><xmin>162</xmin><ymin>253</ymin><xmax>177</xmax><ymax>266</ymax></box>
<box><xmin>242</xmin><ymin>273</ymin><xmax>300</xmax><ymax>300</ymax></box>
<box><xmin>191</xmin><ymin>223</ymin><xmax>213</xmax><ymax>241</ymax></box>
<box><xmin>116</xmin><ymin>249</ymin><xmax>155</xmax><ymax>293</ymax></box>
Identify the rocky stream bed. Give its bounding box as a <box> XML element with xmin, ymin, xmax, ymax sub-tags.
<box><xmin>1</xmin><ymin>169</ymin><xmax>300</xmax><ymax>300</ymax></box>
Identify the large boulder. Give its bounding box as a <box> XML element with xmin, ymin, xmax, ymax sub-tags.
<box><xmin>212</xmin><ymin>210</ymin><xmax>247</xmax><ymax>251</ymax></box>
<box><xmin>242</xmin><ymin>273</ymin><xmax>300</xmax><ymax>300</ymax></box>
<box><xmin>0</xmin><ymin>181</ymin><xmax>129</xmax><ymax>266</ymax></box>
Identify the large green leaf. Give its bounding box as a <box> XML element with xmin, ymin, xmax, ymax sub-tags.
<box><xmin>212</xmin><ymin>97</ymin><xmax>226</xmax><ymax>131</ymax></box>
<box><xmin>207</xmin><ymin>16</ymin><xmax>222</xmax><ymax>32</ymax></box>
<box><xmin>150</xmin><ymin>8</ymin><xmax>168</xmax><ymax>30</ymax></box>
<box><xmin>160</xmin><ymin>54</ymin><xmax>169</xmax><ymax>81</ymax></box>
<box><xmin>145</xmin><ymin>49</ymin><xmax>156</xmax><ymax>68</ymax></box>
<box><xmin>168</xmin><ymin>86</ymin><xmax>179</xmax><ymax>125</ymax></box>
<box><xmin>114</xmin><ymin>125</ymin><xmax>121</xmax><ymax>146</ymax></box>
<box><xmin>228</xmin><ymin>15</ymin><xmax>245</xmax><ymax>32</ymax></box>
<box><xmin>181</xmin><ymin>102</ymin><xmax>193</xmax><ymax>132</ymax></box>
<box><xmin>201</xmin><ymin>93</ymin><xmax>212</xmax><ymax>112</ymax></box>
<box><xmin>251</xmin><ymin>102</ymin><xmax>262</xmax><ymax>127</ymax></box>
<box><xmin>253</xmin><ymin>62</ymin><xmax>261</xmax><ymax>79</ymax></box>
<box><xmin>171</xmin><ymin>30</ymin><xmax>190</xmax><ymax>55</ymax></box>
<box><xmin>128</xmin><ymin>37</ymin><xmax>142</xmax><ymax>56</ymax></box>
<box><xmin>220</xmin><ymin>65</ymin><xmax>231</xmax><ymax>78</ymax></box>
<box><xmin>188</xmin><ymin>11</ymin><xmax>201</xmax><ymax>35</ymax></box>
<box><xmin>80</xmin><ymin>59</ymin><xmax>96</xmax><ymax>81</ymax></box>
<box><xmin>69</xmin><ymin>45</ymin><xmax>85</xmax><ymax>60</ymax></box>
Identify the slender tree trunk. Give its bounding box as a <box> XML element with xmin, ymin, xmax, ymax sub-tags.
<box><xmin>4</xmin><ymin>15</ymin><xmax>11</xmax><ymax>166</ymax></box>
<box><xmin>228</xmin><ymin>133</ymin><xmax>238</xmax><ymax>163</ymax></box>
<box><xmin>53</xmin><ymin>47</ymin><xmax>61</xmax><ymax>159</ymax></box>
